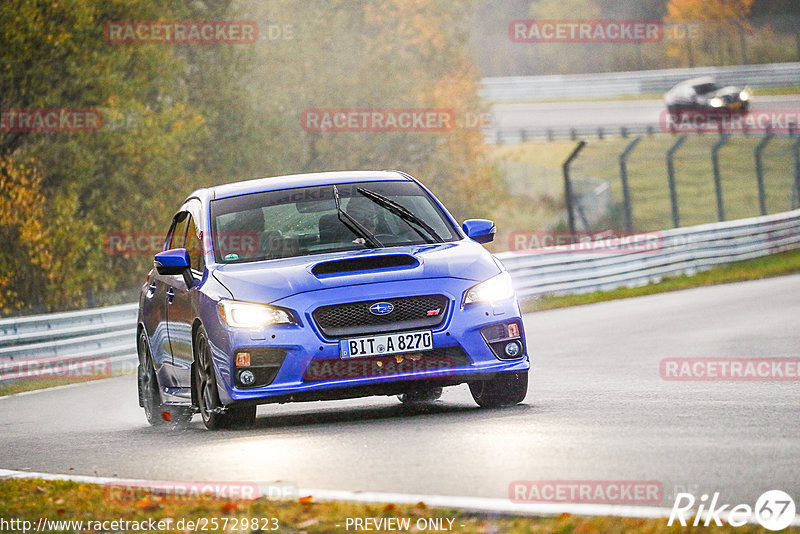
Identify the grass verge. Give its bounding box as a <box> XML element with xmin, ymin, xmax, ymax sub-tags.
<box><xmin>0</xmin><ymin>369</ymin><xmax>134</xmax><ymax>398</ymax></box>
<box><xmin>0</xmin><ymin>478</ymin><xmax>793</xmax><ymax>534</ymax></box>
<box><xmin>524</xmin><ymin>247</ymin><xmax>800</xmax><ymax>312</ymax></box>
<box><xmin>494</xmin><ymin>134</ymin><xmax>798</xmax><ymax>234</ymax></box>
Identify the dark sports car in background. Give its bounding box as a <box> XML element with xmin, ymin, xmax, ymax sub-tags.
<box><xmin>665</xmin><ymin>76</ymin><xmax>750</xmax><ymax>116</ymax></box>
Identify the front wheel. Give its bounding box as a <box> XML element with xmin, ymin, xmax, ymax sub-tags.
<box><xmin>469</xmin><ymin>371</ymin><xmax>528</xmax><ymax>408</ymax></box>
<box><xmin>138</xmin><ymin>332</ymin><xmax>192</xmax><ymax>426</ymax></box>
<box><xmin>193</xmin><ymin>326</ymin><xmax>256</xmax><ymax>430</ymax></box>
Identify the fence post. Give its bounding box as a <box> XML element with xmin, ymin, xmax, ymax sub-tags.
<box><xmin>754</xmin><ymin>130</ymin><xmax>774</xmax><ymax>216</ymax></box>
<box><xmin>793</xmin><ymin>135</ymin><xmax>800</xmax><ymax>209</ymax></box>
<box><xmin>711</xmin><ymin>134</ymin><xmax>730</xmax><ymax>221</ymax></box>
<box><xmin>563</xmin><ymin>140</ymin><xmax>587</xmax><ymax>238</ymax></box>
<box><xmin>619</xmin><ymin>136</ymin><xmax>642</xmax><ymax>233</ymax></box>
<box><xmin>666</xmin><ymin>134</ymin><xmax>688</xmax><ymax>228</ymax></box>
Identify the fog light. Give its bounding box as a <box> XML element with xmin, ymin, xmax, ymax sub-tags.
<box><xmin>504</xmin><ymin>341</ymin><xmax>521</xmax><ymax>358</ymax></box>
<box><xmin>238</xmin><ymin>369</ymin><xmax>256</xmax><ymax>386</ymax></box>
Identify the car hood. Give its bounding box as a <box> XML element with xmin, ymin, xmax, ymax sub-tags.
<box><xmin>711</xmin><ymin>86</ymin><xmax>742</xmax><ymax>97</ymax></box>
<box><xmin>698</xmin><ymin>86</ymin><xmax>743</xmax><ymax>101</ymax></box>
<box><xmin>210</xmin><ymin>240</ymin><xmax>501</xmax><ymax>303</ymax></box>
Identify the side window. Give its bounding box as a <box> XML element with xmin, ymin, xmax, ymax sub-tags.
<box><xmin>186</xmin><ymin>214</ymin><xmax>205</xmax><ymax>273</ymax></box>
<box><xmin>167</xmin><ymin>212</ymin><xmax>189</xmax><ymax>250</ymax></box>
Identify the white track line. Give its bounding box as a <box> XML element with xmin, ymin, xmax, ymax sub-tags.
<box><xmin>0</xmin><ymin>468</ymin><xmax>684</xmax><ymax>521</ymax></box>
<box><xmin>2</xmin><ymin>469</ymin><xmax>798</xmax><ymax>526</ymax></box>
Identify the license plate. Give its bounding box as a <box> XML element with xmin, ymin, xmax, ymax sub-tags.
<box><xmin>731</xmin><ymin>102</ymin><xmax>741</xmax><ymax>109</ymax></box>
<box><xmin>340</xmin><ymin>330</ymin><xmax>433</xmax><ymax>358</ymax></box>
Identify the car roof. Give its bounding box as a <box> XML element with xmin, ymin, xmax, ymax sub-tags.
<box><xmin>194</xmin><ymin>170</ymin><xmax>413</xmax><ymax>201</ymax></box>
<box><xmin>679</xmin><ymin>76</ymin><xmax>716</xmax><ymax>88</ymax></box>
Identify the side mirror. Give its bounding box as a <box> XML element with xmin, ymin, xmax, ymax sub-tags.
<box><xmin>154</xmin><ymin>248</ymin><xmax>194</xmax><ymax>288</ymax></box>
<box><xmin>462</xmin><ymin>219</ymin><xmax>496</xmax><ymax>244</ymax></box>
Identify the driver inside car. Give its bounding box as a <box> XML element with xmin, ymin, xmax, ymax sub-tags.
<box><xmin>344</xmin><ymin>196</ymin><xmax>389</xmax><ymax>244</ymax></box>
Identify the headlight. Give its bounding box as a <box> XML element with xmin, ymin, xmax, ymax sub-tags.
<box><xmin>218</xmin><ymin>300</ymin><xmax>294</xmax><ymax>328</ymax></box>
<box><xmin>739</xmin><ymin>90</ymin><xmax>750</xmax><ymax>101</ymax></box>
<box><xmin>709</xmin><ymin>97</ymin><xmax>724</xmax><ymax>108</ymax></box>
<box><xmin>464</xmin><ymin>272</ymin><xmax>515</xmax><ymax>305</ymax></box>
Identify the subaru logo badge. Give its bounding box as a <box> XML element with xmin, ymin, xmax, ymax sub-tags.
<box><xmin>369</xmin><ymin>302</ymin><xmax>394</xmax><ymax>315</ymax></box>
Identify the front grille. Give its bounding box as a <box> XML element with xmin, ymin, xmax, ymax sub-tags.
<box><xmin>313</xmin><ymin>294</ymin><xmax>449</xmax><ymax>338</ymax></box>
<box><xmin>303</xmin><ymin>347</ymin><xmax>469</xmax><ymax>382</ymax></box>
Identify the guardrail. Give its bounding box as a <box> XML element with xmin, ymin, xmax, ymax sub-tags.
<box><xmin>0</xmin><ymin>303</ymin><xmax>138</xmax><ymax>383</ymax></box>
<box><xmin>496</xmin><ymin>207</ymin><xmax>800</xmax><ymax>300</ymax></box>
<box><xmin>481</xmin><ymin>62</ymin><xmax>800</xmax><ymax>102</ymax></box>
<box><xmin>2</xmin><ymin>207</ymin><xmax>799</xmax><ymax>383</ymax></box>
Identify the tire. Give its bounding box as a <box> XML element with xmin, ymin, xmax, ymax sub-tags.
<box><xmin>469</xmin><ymin>371</ymin><xmax>528</xmax><ymax>408</ymax></box>
<box><xmin>193</xmin><ymin>326</ymin><xmax>256</xmax><ymax>430</ymax></box>
<box><xmin>138</xmin><ymin>332</ymin><xmax>192</xmax><ymax>426</ymax></box>
<box><xmin>398</xmin><ymin>387</ymin><xmax>443</xmax><ymax>404</ymax></box>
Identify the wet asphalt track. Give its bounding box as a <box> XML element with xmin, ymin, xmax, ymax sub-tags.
<box><xmin>1</xmin><ymin>274</ymin><xmax>798</xmax><ymax>509</ymax></box>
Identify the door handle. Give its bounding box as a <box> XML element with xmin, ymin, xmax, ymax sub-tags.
<box><xmin>166</xmin><ymin>287</ymin><xmax>175</xmax><ymax>303</ymax></box>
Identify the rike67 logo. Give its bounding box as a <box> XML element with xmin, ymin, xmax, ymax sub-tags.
<box><xmin>669</xmin><ymin>490</ymin><xmax>796</xmax><ymax>530</ymax></box>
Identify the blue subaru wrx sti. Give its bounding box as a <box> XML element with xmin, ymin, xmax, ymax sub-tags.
<box><xmin>137</xmin><ymin>170</ymin><xmax>529</xmax><ymax>429</ymax></box>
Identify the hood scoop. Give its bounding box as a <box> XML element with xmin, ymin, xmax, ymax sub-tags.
<box><xmin>311</xmin><ymin>254</ymin><xmax>419</xmax><ymax>278</ymax></box>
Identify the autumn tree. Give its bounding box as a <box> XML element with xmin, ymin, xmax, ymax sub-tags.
<box><xmin>666</xmin><ymin>0</ymin><xmax>755</xmax><ymax>66</ymax></box>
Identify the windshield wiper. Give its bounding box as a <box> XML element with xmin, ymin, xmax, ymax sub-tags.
<box><xmin>356</xmin><ymin>187</ymin><xmax>444</xmax><ymax>243</ymax></box>
<box><xmin>332</xmin><ymin>185</ymin><xmax>382</xmax><ymax>248</ymax></box>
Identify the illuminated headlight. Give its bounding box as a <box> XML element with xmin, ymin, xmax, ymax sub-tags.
<box><xmin>218</xmin><ymin>300</ymin><xmax>294</xmax><ymax>328</ymax></box>
<box><xmin>709</xmin><ymin>97</ymin><xmax>724</xmax><ymax>108</ymax></box>
<box><xmin>464</xmin><ymin>272</ymin><xmax>515</xmax><ymax>305</ymax></box>
<box><xmin>739</xmin><ymin>90</ymin><xmax>750</xmax><ymax>101</ymax></box>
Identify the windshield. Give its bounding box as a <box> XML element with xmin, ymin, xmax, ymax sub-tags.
<box><xmin>693</xmin><ymin>82</ymin><xmax>719</xmax><ymax>95</ymax></box>
<box><xmin>209</xmin><ymin>180</ymin><xmax>459</xmax><ymax>263</ymax></box>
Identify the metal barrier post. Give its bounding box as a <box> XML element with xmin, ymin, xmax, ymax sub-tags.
<box><xmin>563</xmin><ymin>141</ymin><xmax>587</xmax><ymax>238</ymax></box>
<box><xmin>793</xmin><ymin>135</ymin><xmax>800</xmax><ymax>209</ymax></box>
<box><xmin>619</xmin><ymin>136</ymin><xmax>642</xmax><ymax>233</ymax></box>
<box><xmin>755</xmin><ymin>131</ymin><xmax>774</xmax><ymax>216</ymax></box>
<box><xmin>711</xmin><ymin>134</ymin><xmax>730</xmax><ymax>221</ymax></box>
<box><xmin>666</xmin><ymin>134</ymin><xmax>688</xmax><ymax>228</ymax></box>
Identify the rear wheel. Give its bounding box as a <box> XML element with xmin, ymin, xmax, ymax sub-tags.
<box><xmin>138</xmin><ymin>332</ymin><xmax>192</xmax><ymax>426</ymax></box>
<box><xmin>194</xmin><ymin>326</ymin><xmax>256</xmax><ymax>430</ymax></box>
<box><xmin>397</xmin><ymin>386</ymin><xmax>443</xmax><ymax>404</ymax></box>
<box><xmin>469</xmin><ymin>371</ymin><xmax>528</xmax><ymax>408</ymax></box>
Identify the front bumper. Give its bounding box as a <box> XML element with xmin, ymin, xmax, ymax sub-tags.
<box><xmin>207</xmin><ymin>278</ymin><xmax>529</xmax><ymax>405</ymax></box>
